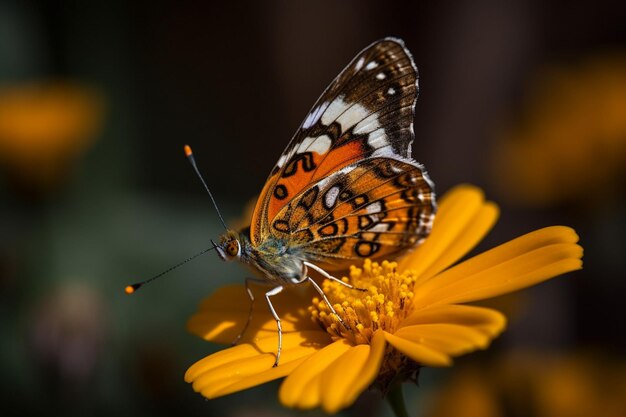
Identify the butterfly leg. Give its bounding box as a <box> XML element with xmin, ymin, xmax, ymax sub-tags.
<box><xmin>303</xmin><ymin>261</ymin><xmax>368</xmax><ymax>292</ymax></box>
<box><xmin>232</xmin><ymin>277</ymin><xmax>267</xmax><ymax>346</ymax></box>
<box><xmin>306</xmin><ymin>276</ymin><xmax>350</xmax><ymax>331</ymax></box>
<box><xmin>264</xmin><ymin>285</ymin><xmax>284</xmax><ymax>367</ymax></box>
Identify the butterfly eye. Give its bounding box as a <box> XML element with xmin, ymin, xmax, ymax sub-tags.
<box><xmin>225</xmin><ymin>240</ymin><xmax>241</xmax><ymax>259</ymax></box>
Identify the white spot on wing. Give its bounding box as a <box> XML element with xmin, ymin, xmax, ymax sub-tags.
<box><xmin>321</xmin><ymin>96</ymin><xmax>349</xmax><ymax>126</ymax></box>
<box><xmin>277</xmin><ymin>154</ymin><xmax>288</xmax><ymax>168</ymax></box>
<box><xmin>355</xmin><ymin>57</ymin><xmax>365</xmax><ymax>71</ymax></box>
<box><xmin>370</xmin><ymin>223</ymin><xmax>389</xmax><ymax>233</ymax></box>
<box><xmin>313</xmin><ymin>165</ymin><xmax>355</xmax><ymax>189</ymax></box>
<box><xmin>337</xmin><ymin>103</ymin><xmax>369</xmax><ymax>133</ymax></box>
<box><xmin>302</xmin><ymin>111</ymin><xmax>316</xmax><ymax>129</ymax></box>
<box><xmin>365</xmin><ymin>61</ymin><xmax>378</xmax><ymax>70</ymax></box>
<box><xmin>354</xmin><ymin>112</ymin><xmax>381</xmax><ymax>135</ymax></box>
<box><xmin>387</xmin><ymin>87</ymin><xmax>396</xmax><ymax>95</ymax></box>
<box><xmin>303</xmin><ymin>102</ymin><xmax>329</xmax><ymax>129</ymax></box>
<box><xmin>321</xmin><ymin>96</ymin><xmax>371</xmax><ymax>133</ymax></box>
<box><xmin>297</xmin><ymin>135</ymin><xmax>332</xmax><ymax>155</ymax></box>
<box><xmin>367</xmin><ymin>128</ymin><xmax>389</xmax><ymax>150</ymax></box>
<box><xmin>325</xmin><ymin>186</ymin><xmax>340</xmax><ymax>208</ymax></box>
<box><xmin>366</xmin><ymin>201</ymin><xmax>382</xmax><ymax>214</ymax></box>
<box><xmin>376</xmin><ymin>72</ymin><xmax>386</xmax><ymax>80</ymax></box>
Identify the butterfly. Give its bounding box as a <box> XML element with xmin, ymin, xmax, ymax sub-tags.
<box><xmin>213</xmin><ymin>37</ymin><xmax>436</xmax><ymax>367</ymax></box>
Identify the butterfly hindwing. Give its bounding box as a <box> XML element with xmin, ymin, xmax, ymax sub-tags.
<box><xmin>251</xmin><ymin>38</ymin><xmax>420</xmax><ymax>245</ymax></box>
<box><xmin>268</xmin><ymin>157</ymin><xmax>435</xmax><ymax>271</ymax></box>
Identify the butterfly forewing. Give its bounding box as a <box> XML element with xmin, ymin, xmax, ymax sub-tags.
<box><xmin>250</xmin><ymin>38</ymin><xmax>424</xmax><ymax>246</ymax></box>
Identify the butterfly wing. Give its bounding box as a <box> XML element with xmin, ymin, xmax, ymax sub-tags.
<box><xmin>250</xmin><ymin>38</ymin><xmax>423</xmax><ymax>246</ymax></box>
<box><xmin>268</xmin><ymin>157</ymin><xmax>435</xmax><ymax>271</ymax></box>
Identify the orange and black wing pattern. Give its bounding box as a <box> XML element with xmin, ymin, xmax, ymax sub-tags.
<box><xmin>250</xmin><ymin>38</ymin><xmax>425</xmax><ymax>247</ymax></box>
<box><xmin>268</xmin><ymin>157</ymin><xmax>435</xmax><ymax>270</ymax></box>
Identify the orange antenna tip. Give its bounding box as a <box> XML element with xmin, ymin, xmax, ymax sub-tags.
<box><xmin>125</xmin><ymin>246</ymin><xmax>216</xmax><ymax>296</ymax></box>
<box><xmin>184</xmin><ymin>145</ymin><xmax>193</xmax><ymax>157</ymax></box>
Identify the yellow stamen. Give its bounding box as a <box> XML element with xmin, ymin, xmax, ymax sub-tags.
<box><xmin>308</xmin><ymin>259</ymin><xmax>419</xmax><ymax>346</ymax></box>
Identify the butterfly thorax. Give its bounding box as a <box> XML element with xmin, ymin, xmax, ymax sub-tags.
<box><xmin>217</xmin><ymin>228</ymin><xmax>306</xmax><ymax>285</ymax></box>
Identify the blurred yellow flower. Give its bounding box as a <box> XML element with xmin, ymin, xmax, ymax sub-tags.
<box><xmin>492</xmin><ymin>53</ymin><xmax>626</xmax><ymax>206</ymax></box>
<box><xmin>185</xmin><ymin>185</ymin><xmax>583</xmax><ymax>414</ymax></box>
<box><xmin>0</xmin><ymin>82</ymin><xmax>104</xmax><ymax>190</ymax></box>
<box><xmin>429</xmin><ymin>351</ymin><xmax>626</xmax><ymax>417</ymax></box>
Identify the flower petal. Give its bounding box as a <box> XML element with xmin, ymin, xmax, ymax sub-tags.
<box><xmin>187</xmin><ymin>284</ymin><xmax>319</xmax><ymax>344</ymax></box>
<box><xmin>414</xmin><ymin>226</ymin><xmax>583</xmax><ymax>306</ymax></box>
<box><xmin>210</xmin><ymin>358</ymin><xmax>302</xmax><ymax>398</ymax></box>
<box><xmin>320</xmin><ymin>331</ymin><xmax>386</xmax><ymax>414</ymax></box>
<box><xmin>342</xmin><ymin>330</ymin><xmax>386</xmax><ymax>407</ymax></box>
<box><xmin>400</xmin><ymin>185</ymin><xmax>498</xmax><ymax>282</ymax></box>
<box><xmin>401</xmin><ymin>304</ymin><xmax>506</xmax><ymax>336</ymax></box>
<box><xmin>417</xmin><ymin>202</ymin><xmax>499</xmax><ymax>281</ymax></box>
<box><xmin>384</xmin><ymin>331</ymin><xmax>452</xmax><ymax>367</ymax></box>
<box><xmin>279</xmin><ymin>339</ymin><xmax>353</xmax><ymax>409</ymax></box>
<box><xmin>185</xmin><ymin>330</ymin><xmax>330</xmax><ymax>398</ymax></box>
<box><xmin>394</xmin><ymin>324</ymin><xmax>492</xmax><ymax>356</ymax></box>
<box><xmin>186</xmin><ymin>330</ymin><xmax>326</xmax><ymax>384</ymax></box>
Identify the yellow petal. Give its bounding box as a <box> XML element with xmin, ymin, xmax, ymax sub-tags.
<box><xmin>185</xmin><ymin>330</ymin><xmax>330</xmax><ymax>398</ymax></box>
<box><xmin>279</xmin><ymin>339</ymin><xmax>353</xmax><ymax>409</ymax></box>
<box><xmin>187</xmin><ymin>313</ymin><xmax>310</xmax><ymax>345</ymax></box>
<box><xmin>394</xmin><ymin>324</ymin><xmax>491</xmax><ymax>356</ymax></box>
<box><xmin>210</xmin><ymin>358</ymin><xmax>304</xmax><ymax>398</ymax></box>
<box><xmin>185</xmin><ymin>330</ymin><xmax>328</xmax><ymax>382</ymax></box>
<box><xmin>401</xmin><ymin>304</ymin><xmax>506</xmax><ymax>336</ymax></box>
<box><xmin>417</xmin><ymin>202</ymin><xmax>499</xmax><ymax>281</ymax></box>
<box><xmin>400</xmin><ymin>185</ymin><xmax>497</xmax><ymax>282</ymax></box>
<box><xmin>414</xmin><ymin>226</ymin><xmax>582</xmax><ymax>306</ymax></box>
<box><xmin>384</xmin><ymin>331</ymin><xmax>452</xmax><ymax>367</ymax></box>
<box><xmin>320</xmin><ymin>345</ymin><xmax>379</xmax><ymax>414</ymax></box>
<box><xmin>195</xmin><ymin>284</ymin><xmax>251</xmax><ymax>313</ymax></box>
<box><xmin>193</xmin><ymin>347</ymin><xmax>309</xmax><ymax>398</ymax></box>
<box><xmin>342</xmin><ymin>330</ymin><xmax>386</xmax><ymax>407</ymax></box>
<box><xmin>187</xmin><ymin>284</ymin><xmax>319</xmax><ymax>344</ymax></box>
<box><xmin>438</xmin><ymin>256</ymin><xmax>582</xmax><ymax>305</ymax></box>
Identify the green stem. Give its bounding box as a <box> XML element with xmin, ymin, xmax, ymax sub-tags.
<box><xmin>386</xmin><ymin>383</ymin><xmax>409</xmax><ymax>417</ymax></box>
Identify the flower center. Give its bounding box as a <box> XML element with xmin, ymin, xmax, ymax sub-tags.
<box><xmin>309</xmin><ymin>259</ymin><xmax>418</xmax><ymax>345</ymax></box>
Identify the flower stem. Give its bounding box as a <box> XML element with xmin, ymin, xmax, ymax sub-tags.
<box><xmin>386</xmin><ymin>383</ymin><xmax>409</xmax><ymax>417</ymax></box>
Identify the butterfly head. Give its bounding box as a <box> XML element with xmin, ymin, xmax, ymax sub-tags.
<box><xmin>215</xmin><ymin>230</ymin><xmax>242</xmax><ymax>262</ymax></box>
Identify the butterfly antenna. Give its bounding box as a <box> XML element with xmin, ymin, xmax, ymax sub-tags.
<box><xmin>125</xmin><ymin>243</ymin><xmax>217</xmax><ymax>294</ymax></box>
<box><xmin>184</xmin><ymin>145</ymin><xmax>229</xmax><ymax>231</ymax></box>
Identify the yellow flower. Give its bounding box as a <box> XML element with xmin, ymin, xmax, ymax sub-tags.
<box><xmin>429</xmin><ymin>350</ymin><xmax>626</xmax><ymax>417</ymax></box>
<box><xmin>185</xmin><ymin>185</ymin><xmax>583</xmax><ymax>413</ymax></box>
<box><xmin>0</xmin><ymin>82</ymin><xmax>104</xmax><ymax>190</ymax></box>
<box><xmin>491</xmin><ymin>53</ymin><xmax>626</xmax><ymax>206</ymax></box>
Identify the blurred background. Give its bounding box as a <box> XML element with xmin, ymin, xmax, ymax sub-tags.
<box><xmin>1</xmin><ymin>1</ymin><xmax>624</xmax><ymax>416</ymax></box>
